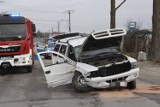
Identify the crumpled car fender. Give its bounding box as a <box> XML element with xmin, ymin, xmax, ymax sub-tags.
<box><xmin>75</xmin><ymin>62</ymin><xmax>98</xmax><ymax>77</ymax></box>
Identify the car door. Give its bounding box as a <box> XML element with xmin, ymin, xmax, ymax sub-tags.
<box><xmin>38</xmin><ymin>51</ymin><xmax>76</xmax><ymax>88</ymax></box>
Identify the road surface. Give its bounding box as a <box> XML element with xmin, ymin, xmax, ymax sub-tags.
<box><xmin>0</xmin><ymin>61</ymin><xmax>160</xmax><ymax>107</ymax></box>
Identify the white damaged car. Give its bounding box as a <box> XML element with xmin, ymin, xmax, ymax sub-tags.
<box><xmin>38</xmin><ymin>29</ymin><xmax>139</xmax><ymax>92</ymax></box>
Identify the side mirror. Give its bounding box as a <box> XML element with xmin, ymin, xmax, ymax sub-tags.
<box><xmin>32</xmin><ymin>24</ymin><xmax>36</xmax><ymax>32</ymax></box>
<box><xmin>33</xmin><ymin>32</ymin><xmax>37</xmax><ymax>37</ymax></box>
<box><xmin>64</xmin><ymin>60</ymin><xmax>68</xmax><ymax>63</ymax></box>
<box><xmin>27</xmin><ymin>36</ymin><xmax>30</xmax><ymax>40</ymax></box>
<box><xmin>69</xmin><ymin>51</ymin><xmax>74</xmax><ymax>55</ymax></box>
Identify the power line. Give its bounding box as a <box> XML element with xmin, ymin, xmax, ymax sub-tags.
<box><xmin>64</xmin><ymin>10</ymin><xmax>74</xmax><ymax>33</ymax></box>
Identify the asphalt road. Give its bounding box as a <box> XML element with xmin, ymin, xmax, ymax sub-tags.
<box><xmin>0</xmin><ymin>61</ymin><xmax>160</xmax><ymax>107</ymax></box>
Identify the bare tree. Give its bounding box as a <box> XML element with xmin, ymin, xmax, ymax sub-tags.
<box><xmin>152</xmin><ymin>0</ymin><xmax>160</xmax><ymax>62</ymax></box>
<box><xmin>110</xmin><ymin>0</ymin><xmax>126</xmax><ymax>28</ymax></box>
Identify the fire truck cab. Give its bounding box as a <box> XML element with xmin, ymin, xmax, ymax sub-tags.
<box><xmin>0</xmin><ymin>14</ymin><xmax>36</xmax><ymax>73</ymax></box>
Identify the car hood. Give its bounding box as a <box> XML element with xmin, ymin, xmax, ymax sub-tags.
<box><xmin>81</xmin><ymin>29</ymin><xmax>126</xmax><ymax>52</ymax></box>
<box><xmin>76</xmin><ymin>62</ymin><xmax>98</xmax><ymax>73</ymax></box>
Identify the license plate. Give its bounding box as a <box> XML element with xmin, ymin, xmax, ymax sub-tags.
<box><xmin>0</xmin><ymin>57</ymin><xmax>12</xmax><ymax>60</ymax></box>
<box><xmin>110</xmin><ymin>81</ymin><xmax>127</xmax><ymax>87</ymax></box>
<box><xmin>120</xmin><ymin>82</ymin><xmax>127</xmax><ymax>87</ymax></box>
<box><xmin>110</xmin><ymin>82</ymin><xmax>120</xmax><ymax>87</ymax></box>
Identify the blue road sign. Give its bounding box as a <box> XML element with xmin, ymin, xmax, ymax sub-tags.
<box><xmin>129</xmin><ymin>22</ymin><xmax>136</xmax><ymax>30</ymax></box>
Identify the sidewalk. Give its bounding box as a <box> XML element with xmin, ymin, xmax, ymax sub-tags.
<box><xmin>138</xmin><ymin>61</ymin><xmax>160</xmax><ymax>85</ymax></box>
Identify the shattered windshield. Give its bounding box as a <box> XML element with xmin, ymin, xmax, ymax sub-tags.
<box><xmin>0</xmin><ymin>24</ymin><xmax>26</xmax><ymax>41</ymax></box>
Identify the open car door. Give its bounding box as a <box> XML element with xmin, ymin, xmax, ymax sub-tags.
<box><xmin>37</xmin><ymin>51</ymin><xmax>76</xmax><ymax>87</ymax></box>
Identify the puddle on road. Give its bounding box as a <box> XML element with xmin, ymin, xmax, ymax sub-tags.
<box><xmin>93</xmin><ymin>84</ymin><xmax>160</xmax><ymax>98</ymax></box>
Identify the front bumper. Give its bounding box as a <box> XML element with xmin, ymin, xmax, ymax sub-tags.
<box><xmin>85</xmin><ymin>68</ymin><xmax>139</xmax><ymax>88</ymax></box>
<box><xmin>0</xmin><ymin>53</ymin><xmax>33</xmax><ymax>68</ymax></box>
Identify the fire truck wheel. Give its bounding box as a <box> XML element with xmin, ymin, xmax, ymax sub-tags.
<box><xmin>26</xmin><ymin>66</ymin><xmax>33</xmax><ymax>73</ymax></box>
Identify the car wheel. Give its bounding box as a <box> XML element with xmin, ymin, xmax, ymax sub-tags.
<box><xmin>0</xmin><ymin>69</ymin><xmax>7</xmax><ymax>75</ymax></box>
<box><xmin>26</xmin><ymin>66</ymin><xmax>33</xmax><ymax>73</ymax></box>
<box><xmin>127</xmin><ymin>80</ymin><xmax>136</xmax><ymax>89</ymax></box>
<box><xmin>72</xmin><ymin>72</ymin><xmax>91</xmax><ymax>92</ymax></box>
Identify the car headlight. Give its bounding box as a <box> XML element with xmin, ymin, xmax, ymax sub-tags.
<box><xmin>131</xmin><ymin>62</ymin><xmax>138</xmax><ymax>69</ymax></box>
<box><xmin>84</xmin><ymin>72</ymin><xmax>91</xmax><ymax>77</ymax></box>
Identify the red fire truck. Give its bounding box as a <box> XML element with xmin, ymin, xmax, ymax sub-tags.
<box><xmin>0</xmin><ymin>14</ymin><xmax>36</xmax><ymax>73</ymax></box>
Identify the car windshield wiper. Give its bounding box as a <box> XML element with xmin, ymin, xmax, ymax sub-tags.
<box><xmin>95</xmin><ymin>52</ymin><xmax>120</xmax><ymax>57</ymax></box>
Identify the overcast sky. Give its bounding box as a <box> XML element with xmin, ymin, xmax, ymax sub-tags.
<box><xmin>1</xmin><ymin>0</ymin><xmax>152</xmax><ymax>33</ymax></box>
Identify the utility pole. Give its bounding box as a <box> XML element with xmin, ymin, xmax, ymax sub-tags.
<box><xmin>57</xmin><ymin>19</ymin><xmax>67</xmax><ymax>34</ymax></box>
<box><xmin>110</xmin><ymin>0</ymin><xmax>116</xmax><ymax>29</ymax></box>
<box><xmin>51</xmin><ymin>27</ymin><xmax>54</xmax><ymax>35</ymax></box>
<box><xmin>110</xmin><ymin>0</ymin><xmax>126</xmax><ymax>28</ymax></box>
<box><xmin>57</xmin><ymin>21</ymin><xmax>60</xmax><ymax>34</ymax></box>
<box><xmin>64</xmin><ymin>10</ymin><xmax>74</xmax><ymax>33</ymax></box>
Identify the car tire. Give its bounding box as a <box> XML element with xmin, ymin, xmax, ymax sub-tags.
<box><xmin>72</xmin><ymin>71</ymin><xmax>91</xmax><ymax>92</ymax></box>
<box><xmin>26</xmin><ymin>66</ymin><xmax>33</xmax><ymax>73</ymax></box>
<box><xmin>0</xmin><ymin>69</ymin><xmax>7</xmax><ymax>75</ymax></box>
<box><xmin>127</xmin><ymin>80</ymin><xmax>136</xmax><ymax>89</ymax></box>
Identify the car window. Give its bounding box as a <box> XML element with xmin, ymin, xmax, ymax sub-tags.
<box><xmin>40</xmin><ymin>52</ymin><xmax>66</xmax><ymax>67</ymax></box>
<box><xmin>73</xmin><ymin>45</ymin><xmax>82</xmax><ymax>60</ymax></box>
<box><xmin>59</xmin><ymin>45</ymin><xmax>67</xmax><ymax>55</ymax></box>
<box><xmin>68</xmin><ymin>46</ymin><xmax>76</xmax><ymax>61</ymax></box>
<box><xmin>54</xmin><ymin>44</ymin><xmax>60</xmax><ymax>52</ymax></box>
<box><xmin>48</xmin><ymin>42</ymin><xmax>54</xmax><ymax>48</ymax></box>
